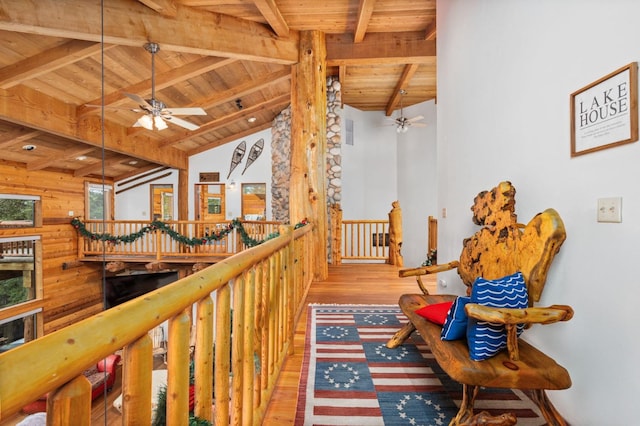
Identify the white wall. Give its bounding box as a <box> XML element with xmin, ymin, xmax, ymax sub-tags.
<box><xmin>398</xmin><ymin>100</ymin><xmax>438</xmax><ymax>267</ymax></box>
<box><xmin>340</xmin><ymin>105</ymin><xmax>399</xmax><ymax>219</ymax></box>
<box><xmin>115</xmin><ymin>170</ymin><xmax>178</xmax><ymax>220</ymax></box>
<box><xmin>438</xmin><ymin>1</ymin><xmax>640</xmax><ymax>423</ymax></box>
<box><xmin>340</xmin><ymin>103</ymin><xmax>437</xmax><ymax>267</ymax></box>
<box><xmin>189</xmin><ymin>128</ymin><xmax>272</xmax><ymax>221</ymax></box>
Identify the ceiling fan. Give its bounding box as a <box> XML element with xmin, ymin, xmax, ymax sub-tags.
<box><xmin>388</xmin><ymin>89</ymin><xmax>426</xmax><ymax>133</ymax></box>
<box><xmin>126</xmin><ymin>42</ymin><xmax>207</xmax><ymax>131</ymax></box>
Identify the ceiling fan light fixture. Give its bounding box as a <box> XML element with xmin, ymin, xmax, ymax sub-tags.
<box><xmin>136</xmin><ymin>114</ymin><xmax>153</xmax><ymax>130</ymax></box>
<box><xmin>154</xmin><ymin>116</ymin><xmax>168</xmax><ymax>130</ymax></box>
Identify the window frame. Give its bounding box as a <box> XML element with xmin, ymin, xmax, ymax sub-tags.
<box><xmin>0</xmin><ymin>193</ymin><xmax>42</xmax><ymax>228</ymax></box>
<box><xmin>0</xmin><ymin>235</ymin><xmax>44</xmax><ymax>351</ymax></box>
<box><xmin>85</xmin><ymin>182</ymin><xmax>114</xmax><ymax>220</ymax></box>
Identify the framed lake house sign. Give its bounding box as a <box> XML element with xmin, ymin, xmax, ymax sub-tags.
<box><xmin>570</xmin><ymin>62</ymin><xmax>638</xmax><ymax>157</ymax></box>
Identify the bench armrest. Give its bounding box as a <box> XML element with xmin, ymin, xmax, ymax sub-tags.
<box><xmin>399</xmin><ymin>261</ymin><xmax>460</xmax><ymax>294</ymax></box>
<box><xmin>465</xmin><ymin>304</ymin><xmax>574</xmax><ymax>325</ymax></box>
<box><xmin>399</xmin><ymin>261</ymin><xmax>460</xmax><ymax>277</ymax></box>
<box><xmin>465</xmin><ymin>304</ymin><xmax>574</xmax><ymax>361</ymax></box>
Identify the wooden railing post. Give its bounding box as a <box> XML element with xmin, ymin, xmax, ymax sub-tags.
<box><xmin>155</xmin><ymin>228</ymin><xmax>162</xmax><ymax>260</ymax></box>
<box><xmin>194</xmin><ymin>296</ymin><xmax>214</xmax><ymax>422</ymax></box>
<box><xmin>167</xmin><ymin>310</ymin><xmax>191</xmax><ymax>425</ymax></box>
<box><xmin>329</xmin><ymin>204</ymin><xmax>342</xmax><ymax>265</ymax></box>
<box><xmin>46</xmin><ymin>376</ymin><xmax>91</xmax><ymax>425</ymax></box>
<box><xmin>122</xmin><ymin>335</ymin><xmax>153</xmax><ymax>425</ymax></box>
<box><xmin>388</xmin><ymin>201</ymin><xmax>403</xmax><ymax>267</ymax></box>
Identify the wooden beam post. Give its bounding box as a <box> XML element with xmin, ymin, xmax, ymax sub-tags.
<box><xmin>178</xmin><ymin>168</ymin><xmax>188</xmax><ymax>221</ymax></box>
<box><xmin>290</xmin><ymin>30</ymin><xmax>328</xmax><ymax>281</ymax></box>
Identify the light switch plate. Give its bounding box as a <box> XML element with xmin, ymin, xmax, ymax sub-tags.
<box><xmin>597</xmin><ymin>197</ymin><xmax>622</xmax><ymax>223</ymax></box>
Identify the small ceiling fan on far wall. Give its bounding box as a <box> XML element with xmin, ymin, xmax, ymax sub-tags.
<box><xmin>126</xmin><ymin>42</ymin><xmax>207</xmax><ymax>131</ymax></box>
<box><xmin>389</xmin><ymin>89</ymin><xmax>426</xmax><ymax>133</ymax></box>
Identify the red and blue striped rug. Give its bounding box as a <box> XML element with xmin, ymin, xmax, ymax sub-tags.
<box><xmin>295</xmin><ymin>304</ymin><xmax>544</xmax><ymax>426</ymax></box>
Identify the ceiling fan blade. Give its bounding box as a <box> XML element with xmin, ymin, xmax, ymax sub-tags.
<box><xmin>164</xmin><ymin>107</ymin><xmax>207</xmax><ymax>116</ymax></box>
<box><xmin>124</xmin><ymin>92</ymin><xmax>153</xmax><ymax>108</ymax></box>
<box><xmin>411</xmin><ymin>122</ymin><xmax>427</xmax><ymax>128</ymax></box>
<box><xmin>406</xmin><ymin>115</ymin><xmax>425</xmax><ymax>123</ymax></box>
<box><xmin>164</xmin><ymin>116</ymin><xmax>200</xmax><ymax>131</ymax></box>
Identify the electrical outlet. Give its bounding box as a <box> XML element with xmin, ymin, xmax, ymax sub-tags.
<box><xmin>597</xmin><ymin>197</ymin><xmax>622</xmax><ymax>223</ymax></box>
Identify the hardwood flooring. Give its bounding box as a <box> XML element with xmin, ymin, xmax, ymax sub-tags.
<box><xmin>3</xmin><ymin>263</ymin><xmax>433</xmax><ymax>425</ymax></box>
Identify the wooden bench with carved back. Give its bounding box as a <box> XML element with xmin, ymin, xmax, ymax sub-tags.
<box><xmin>387</xmin><ymin>182</ymin><xmax>573</xmax><ymax>426</ymax></box>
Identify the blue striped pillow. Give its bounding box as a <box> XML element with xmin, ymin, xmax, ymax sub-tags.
<box><xmin>467</xmin><ymin>271</ymin><xmax>528</xmax><ymax>361</ymax></box>
<box><xmin>441</xmin><ymin>296</ymin><xmax>470</xmax><ymax>340</ymax></box>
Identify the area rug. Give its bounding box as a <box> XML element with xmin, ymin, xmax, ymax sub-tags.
<box><xmin>295</xmin><ymin>304</ymin><xmax>545</xmax><ymax>426</ymax></box>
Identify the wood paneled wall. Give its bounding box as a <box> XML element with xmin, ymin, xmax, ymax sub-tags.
<box><xmin>0</xmin><ymin>162</ymin><xmax>107</xmax><ymax>334</ymax></box>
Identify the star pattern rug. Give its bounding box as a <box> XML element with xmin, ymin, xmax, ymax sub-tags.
<box><xmin>295</xmin><ymin>304</ymin><xmax>545</xmax><ymax>426</ymax></box>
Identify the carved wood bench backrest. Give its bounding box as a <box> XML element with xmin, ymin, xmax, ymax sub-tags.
<box><xmin>457</xmin><ymin>181</ymin><xmax>566</xmax><ymax>304</ymax></box>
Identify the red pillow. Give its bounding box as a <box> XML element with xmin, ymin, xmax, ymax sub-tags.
<box><xmin>414</xmin><ymin>301</ymin><xmax>454</xmax><ymax>325</ymax></box>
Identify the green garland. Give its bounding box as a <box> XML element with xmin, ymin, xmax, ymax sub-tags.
<box><xmin>71</xmin><ymin>217</ymin><xmax>308</xmax><ymax>249</ymax></box>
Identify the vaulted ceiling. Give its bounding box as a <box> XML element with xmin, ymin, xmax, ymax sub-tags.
<box><xmin>0</xmin><ymin>0</ymin><xmax>436</xmax><ymax>181</ymax></box>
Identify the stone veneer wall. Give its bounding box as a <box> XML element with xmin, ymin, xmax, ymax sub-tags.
<box><xmin>271</xmin><ymin>77</ymin><xmax>342</xmax><ymax>224</ymax></box>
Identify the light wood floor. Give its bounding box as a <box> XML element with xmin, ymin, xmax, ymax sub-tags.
<box><xmin>4</xmin><ymin>263</ymin><xmax>433</xmax><ymax>425</ymax></box>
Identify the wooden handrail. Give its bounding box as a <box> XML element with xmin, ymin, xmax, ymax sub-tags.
<box><xmin>0</xmin><ymin>223</ymin><xmax>314</xmax><ymax>425</ymax></box>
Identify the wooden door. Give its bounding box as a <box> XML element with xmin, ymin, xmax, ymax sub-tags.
<box><xmin>196</xmin><ymin>184</ymin><xmax>225</xmax><ymax>223</ymax></box>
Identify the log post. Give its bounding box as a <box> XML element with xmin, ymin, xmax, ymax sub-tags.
<box><xmin>388</xmin><ymin>200</ymin><xmax>403</xmax><ymax>267</ymax></box>
<box><xmin>46</xmin><ymin>375</ymin><xmax>91</xmax><ymax>425</ymax></box>
<box><xmin>178</xmin><ymin>168</ymin><xmax>188</xmax><ymax>221</ymax></box>
<box><xmin>290</xmin><ymin>30</ymin><xmax>328</xmax><ymax>281</ymax></box>
<box><xmin>329</xmin><ymin>204</ymin><xmax>342</xmax><ymax>265</ymax></box>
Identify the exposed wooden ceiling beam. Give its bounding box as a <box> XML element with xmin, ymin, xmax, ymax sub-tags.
<box><xmin>0</xmin><ymin>0</ymin><xmax>299</xmax><ymax>64</ymax></box>
<box><xmin>73</xmin><ymin>155</ymin><xmax>124</xmax><ymax>178</ymax></box>
<box><xmin>160</xmin><ymin>93</ymin><xmax>290</xmax><ymax>148</ymax></box>
<box><xmin>188</xmin><ymin>122</ymin><xmax>272</xmax><ymax>157</ymax></box>
<box><xmin>385</xmin><ymin>63</ymin><xmax>419</xmax><ymax>116</ymax></box>
<box><xmin>26</xmin><ymin>147</ymin><xmax>95</xmax><ymax>171</ymax></box>
<box><xmin>0</xmin><ymin>41</ymin><xmax>115</xmax><ymax>90</ymax></box>
<box><xmin>193</xmin><ymin>69</ymin><xmax>291</xmax><ymax>110</ymax></box>
<box><xmin>326</xmin><ymin>32</ymin><xmax>435</xmax><ymax>66</ymax></box>
<box><xmin>136</xmin><ymin>0</ymin><xmax>178</xmax><ymax>17</ymax></box>
<box><xmin>253</xmin><ymin>0</ymin><xmax>289</xmax><ymax>37</ymax></box>
<box><xmin>354</xmin><ymin>0</ymin><xmax>376</xmax><ymax>43</ymax></box>
<box><xmin>77</xmin><ymin>57</ymin><xmax>237</xmax><ymax>117</ymax></box>
<box><xmin>115</xmin><ymin>165</ymin><xmax>170</xmax><ymax>183</ymax></box>
<box><xmin>0</xmin><ymin>125</ymin><xmax>41</xmax><ymax>148</ymax></box>
<box><xmin>0</xmin><ymin>85</ymin><xmax>188</xmax><ymax>169</ymax></box>
<box><xmin>424</xmin><ymin>22</ymin><xmax>437</xmax><ymax>40</ymax></box>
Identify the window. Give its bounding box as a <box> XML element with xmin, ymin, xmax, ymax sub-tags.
<box><xmin>0</xmin><ymin>309</ymin><xmax>40</xmax><ymax>353</ymax></box>
<box><xmin>0</xmin><ymin>236</ymin><xmax>42</xmax><ymax>353</ymax></box>
<box><xmin>0</xmin><ymin>194</ymin><xmax>41</xmax><ymax>228</ymax></box>
<box><xmin>86</xmin><ymin>183</ymin><xmax>113</xmax><ymax>220</ymax></box>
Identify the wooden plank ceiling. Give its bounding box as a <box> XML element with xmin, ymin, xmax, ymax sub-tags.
<box><xmin>0</xmin><ymin>0</ymin><xmax>436</xmax><ymax>181</ymax></box>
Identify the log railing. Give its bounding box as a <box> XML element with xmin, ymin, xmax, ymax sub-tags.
<box><xmin>77</xmin><ymin>220</ymin><xmax>280</xmax><ymax>260</ymax></box>
<box><xmin>329</xmin><ymin>203</ymin><xmax>402</xmax><ymax>265</ymax></box>
<box><xmin>0</xmin><ymin>223</ymin><xmax>314</xmax><ymax>425</ymax></box>
<box><xmin>341</xmin><ymin>220</ymin><xmax>390</xmax><ymax>261</ymax></box>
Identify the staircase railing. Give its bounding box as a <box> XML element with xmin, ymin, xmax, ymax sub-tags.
<box><xmin>0</xmin><ymin>223</ymin><xmax>314</xmax><ymax>425</ymax></box>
